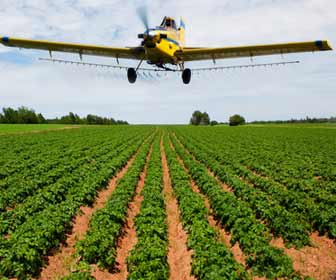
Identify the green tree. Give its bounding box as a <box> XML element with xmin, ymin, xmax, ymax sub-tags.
<box><xmin>17</xmin><ymin>107</ymin><xmax>38</xmax><ymax>124</ymax></box>
<box><xmin>2</xmin><ymin>107</ymin><xmax>18</xmax><ymax>123</ymax></box>
<box><xmin>200</xmin><ymin>112</ymin><xmax>210</xmax><ymax>125</ymax></box>
<box><xmin>190</xmin><ymin>110</ymin><xmax>203</xmax><ymax>125</ymax></box>
<box><xmin>190</xmin><ymin>111</ymin><xmax>211</xmax><ymax>126</ymax></box>
<box><xmin>229</xmin><ymin>114</ymin><xmax>246</xmax><ymax>126</ymax></box>
<box><xmin>0</xmin><ymin>107</ymin><xmax>128</xmax><ymax>125</ymax></box>
<box><xmin>37</xmin><ymin>113</ymin><xmax>46</xmax><ymax>124</ymax></box>
<box><xmin>0</xmin><ymin>107</ymin><xmax>43</xmax><ymax>124</ymax></box>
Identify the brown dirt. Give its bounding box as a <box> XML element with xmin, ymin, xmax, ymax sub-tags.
<box><xmin>170</xmin><ymin>135</ymin><xmax>268</xmax><ymax>280</ymax></box>
<box><xmin>208</xmin><ymin>169</ymin><xmax>234</xmax><ymax>192</ymax></box>
<box><xmin>189</xmin><ymin>165</ymin><xmax>246</xmax><ymax>268</ymax></box>
<box><xmin>196</xmin><ymin>171</ymin><xmax>266</xmax><ymax>280</ymax></box>
<box><xmin>172</xmin><ymin>132</ymin><xmax>336</xmax><ymax>279</ymax></box>
<box><xmin>169</xmin><ymin>137</ymin><xmax>247</xmax><ymax>269</ymax></box>
<box><xmin>271</xmin><ymin>233</ymin><xmax>336</xmax><ymax>280</ymax></box>
<box><xmin>100</xmin><ymin>147</ymin><xmax>153</xmax><ymax>280</ymax></box>
<box><xmin>161</xmin><ymin>138</ymin><xmax>195</xmax><ymax>280</ymax></box>
<box><xmin>192</xmin><ymin>180</ymin><xmax>247</xmax><ymax>267</ymax></box>
<box><xmin>171</xmin><ymin>133</ymin><xmax>234</xmax><ymax>193</ymax></box>
<box><xmin>39</xmin><ymin>150</ymin><xmax>140</xmax><ymax>280</ymax></box>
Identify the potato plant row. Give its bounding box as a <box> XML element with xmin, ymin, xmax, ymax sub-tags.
<box><xmin>172</xmin><ymin>133</ymin><xmax>311</xmax><ymax>247</ymax></box>
<box><xmin>0</xmin><ymin>127</ymin><xmax>133</xmax><ymax>179</ymax></box>
<box><xmin>173</xmin><ymin>126</ymin><xmax>335</xmax><ymax>201</ymax></box>
<box><xmin>0</xmin><ymin>127</ymin><xmax>149</xmax><ymax>210</ymax></box>
<box><xmin>0</xmin><ymin>136</ymin><xmax>142</xmax><ymax>235</ymax></box>
<box><xmin>0</xmin><ymin>127</ymin><xmax>154</xmax><ymax>279</ymax></box>
<box><xmin>168</xmin><ymin>134</ymin><xmax>304</xmax><ymax>279</ymax></box>
<box><xmin>75</xmin><ymin>135</ymin><xmax>153</xmax><ymax>271</ymax></box>
<box><xmin>187</xmin><ymin>126</ymin><xmax>334</xmax><ymax>184</ymax></box>
<box><xmin>163</xmin><ymin>135</ymin><xmax>249</xmax><ymax>280</ymax></box>
<box><xmin>174</xmin><ymin>129</ymin><xmax>336</xmax><ymax>239</ymax></box>
<box><xmin>127</xmin><ymin>136</ymin><xmax>169</xmax><ymax>279</ymax></box>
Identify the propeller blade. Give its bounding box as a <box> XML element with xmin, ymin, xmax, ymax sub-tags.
<box><xmin>137</xmin><ymin>6</ymin><xmax>149</xmax><ymax>30</ymax></box>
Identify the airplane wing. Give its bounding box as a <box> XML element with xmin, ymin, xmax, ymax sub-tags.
<box><xmin>177</xmin><ymin>41</ymin><xmax>332</xmax><ymax>62</ymax></box>
<box><xmin>0</xmin><ymin>36</ymin><xmax>144</xmax><ymax>60</ymax></box>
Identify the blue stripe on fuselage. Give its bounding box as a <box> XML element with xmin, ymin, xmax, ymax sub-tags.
<box><xmin>163</xmin><ymin>37</ymin><xmax>180</xmax><ymax>47</ymax></box>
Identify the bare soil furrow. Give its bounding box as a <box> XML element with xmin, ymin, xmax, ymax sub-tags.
<box><xmin>271</xmin><ymin>233</ymin><xmax>336</xmax><ymax>280</ymax></box>
<box><xmin>39</xmin><ymin>149</ymin><xmax>140</xmax><ymax>280</ymax></box>
<box><xmin>173</xmin><ymin>134</ymin><xmax>336</xmax><ymax>280</ymax></box>
<box><xmin>172</xmin><ymin>133</ymin><xmax>234</xmax><ymax>193</ymax></box>
<box><xmin>170</xmin><ymin>136</ymin><xmax>268</xmax><ymax>280</ymax></box>
<box><xmin>175</xmin><ymin>150</ymin><xmax>247</xmax><ymax>269</ymax></box>
<box><xmin>104</xmin><ymin>146</ymin><xmax>153</xmax><ymax>280</ymax></box>
<box><xmin>169</xmin><ymin>137</ymin><xmax>247</xmax><ymax>267</ymax></box>
<box><xmin>161</xmin><ymin>139</ymin><xmax>195</xmax><ymax>280</ymax></box>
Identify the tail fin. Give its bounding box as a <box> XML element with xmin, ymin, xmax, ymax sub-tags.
<box><xmin>179</xmin><ymin>18</ymin><xmax>185</xmax><ymax>47</ymax></box>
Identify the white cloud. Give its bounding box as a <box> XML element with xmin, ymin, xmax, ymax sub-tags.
<box><xmin>0</xmin><ymin>0</ymin><xmax>335</xmax><ymax>123</ymax></box>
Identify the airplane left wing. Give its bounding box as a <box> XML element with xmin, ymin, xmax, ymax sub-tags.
<box><xmin>0</xmin><ymin>36</ymin><xmax>144</xmax><ymax>60</ymax></box>
<box><xmin>177</xmin><ymin>41</ymin><xmax>332</xmax><ymax>62</ymax></box>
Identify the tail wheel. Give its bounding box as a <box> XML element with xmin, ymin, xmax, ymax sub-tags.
<box><xmin>127</xmin><ymin>68</ymin><xmax>137</xmax><ymax>84</ymax></box>
<box><xmin>182</xmin><ymin>68</ymin><xmax>191</xmax><ymax>84</ymax></box>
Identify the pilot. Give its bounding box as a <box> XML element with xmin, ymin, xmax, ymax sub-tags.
<box><xmin>161</xmin><ymin>17</ymin><xmax>177</xmax><ymax>30</ymax></box>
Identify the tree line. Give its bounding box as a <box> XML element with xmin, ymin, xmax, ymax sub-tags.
<box><xmin>0</xmin><ymin>107</ymin><xmax>128</xmax><ymax>125</ymax></box>
<box><xmin>190</xmin><ymin>111</ymin><xmax>245</xmax><ymax>126</ymax></box>
<box><xmin>189</xmin><ymin>110</ymin><xmax>335</xmax><ymax>126</ymax></box>
<box><xmin>250</xmin><ymin>116</ymin><xmax>336</xmax><ymax>124</ymax></box>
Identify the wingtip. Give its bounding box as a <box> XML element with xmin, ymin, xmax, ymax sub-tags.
<box><xmin>321</xmin><ymin>40</ymin><xmax>333</xmax><ymax>51</ymax></box>
<box><xmin>326</xmin><ymin>40</ymin><xmax>333</xmax><ymax>50</ymax></box>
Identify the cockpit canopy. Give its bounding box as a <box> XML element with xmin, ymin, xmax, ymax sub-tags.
<box><xmin>160</xmin><ymin>17</ymin><xmax>177</xmax><ymax>30</ymax></box>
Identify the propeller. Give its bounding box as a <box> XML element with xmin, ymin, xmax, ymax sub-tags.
<box><xmin>136</xmin><ymin>6</ymin><xmax>167</xmax><ymax>46</ymax></box>
<box><xmin>137</xmin><ymin>6</ymin><xmax>149</xmax><ymax>31</ymax></box>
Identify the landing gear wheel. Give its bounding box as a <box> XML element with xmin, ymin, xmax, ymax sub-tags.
<box><xmin>182</xmin><ymin>68</ymin><xmax>191</xmax><ymax>84</ymax></box>
<box><xmin>127</xmin><ymin>68</ymin><xmax>137</xmax><ymax>84</ymax></box>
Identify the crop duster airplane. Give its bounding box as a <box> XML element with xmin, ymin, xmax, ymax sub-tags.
<box><xmin>0</xmin><ymin>10</ymin><xmax>333</xmax><ymax>84</ymax></box>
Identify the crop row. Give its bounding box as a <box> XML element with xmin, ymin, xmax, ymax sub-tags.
<box><xmin>163</xmin><ymin>134</ymin><xmax>248</xmax><ymax>279</ymax></box>
<box><xmin>0</xmin><ymin>129</ymin><xmax>153</xmax><ymax>279</ymax></box>
<box><xmin>127</xmin><ymin>136</ymin><xmax>169</xmax><ymax>279</ymax></box>
<box><xmin>183</xmin><ymin>126</ymin><xmax>336</xmax><ymax>203</ymax></box>
<box><xmin>175</xmin><ymin>126</ymin><xmax>335</xmax><ymax>197</ymax></box>
<box><xmin>174</xmin><ymin>130</ymin><xmax>336</xmax><ymax>239</ymax></box>
<box><xmin>0</xmin><ymin>136</ymin><xmax>144</xmax><ymax>236</ymax></box>
<box><xmin>0</xmin><ymin>128</ymin><xmax>107</xmax><ymax>182</ymax></box>
<box><xmin>168</xmin><ymin>134</ymin><xmax>303</xmax><ymax>279</ymax></box>
<box><xmin>174</xmin><ymin>126</ymin><xmax>335</xmax><ymax>190</ymax></box>
<box><xmin>0</xmin><ymin>127</ymin><xmax>150</xmax><ymax>210</ymax></box>
<box><xmin>74</xmin><ymin>135</ymin><xmax>153</xmax><ymax>271</ymax></box>
<box><xmin>172</xmin><ymin>132</ymin><xmax>311</xmax><ymax>247</ymax></box>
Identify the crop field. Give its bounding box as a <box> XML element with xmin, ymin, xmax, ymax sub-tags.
<box><xmin>0</xmin><ymin>124</ymin><xmax>79</xmax><ymax>135</ymax></box>
<box><xmin>0</xmin><ymin>125</ymin><xmax>335</xmax><ymax>280</ymax></box>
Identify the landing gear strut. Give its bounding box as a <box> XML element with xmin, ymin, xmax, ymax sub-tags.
<box><xmin>128</xmin><ymin>57</ymin><xmax>145</xmax><ymax>84</ymax></box>
<box><xmin>127</xmin><ymin>68</ymin><xmax>137</xmax><ymax>84</ymax></box>
<box><xmin>182</xmin><ymin>68</ymin><xmax>191</xmax><ymax>84</ymax></box>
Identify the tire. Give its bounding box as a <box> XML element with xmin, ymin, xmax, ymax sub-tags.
<box><xmin>182</xmin><ymin>68</ymin><xmax>191</xmax><ymax>84</ymax></box>
<box><xmin>127</xmin><ymin>68</ymin><xmax>137</xmax><ymax>84</ymax></box>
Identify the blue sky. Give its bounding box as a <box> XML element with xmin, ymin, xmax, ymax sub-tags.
<box><xmin>0</xmin><ymin>0</ymin><xmax>335</xmax><ymax>124</ymax></box>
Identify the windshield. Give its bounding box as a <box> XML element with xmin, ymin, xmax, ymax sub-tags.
<box><xmin>160</xmin><ymin>17</ymin><xmax>177</xmax><ymax>30</ymax></box>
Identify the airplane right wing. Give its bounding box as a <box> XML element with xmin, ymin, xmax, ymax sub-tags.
<box><xmin>177</xmin><ymin>41</ymin><xmax>332</xmax><ymax>62</ymax></box>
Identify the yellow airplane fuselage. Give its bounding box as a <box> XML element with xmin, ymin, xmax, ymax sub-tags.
<box><xmin>143</xmin><ymin>28</ymin><xmax>184</xmax><ymax>65</ymax></box>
